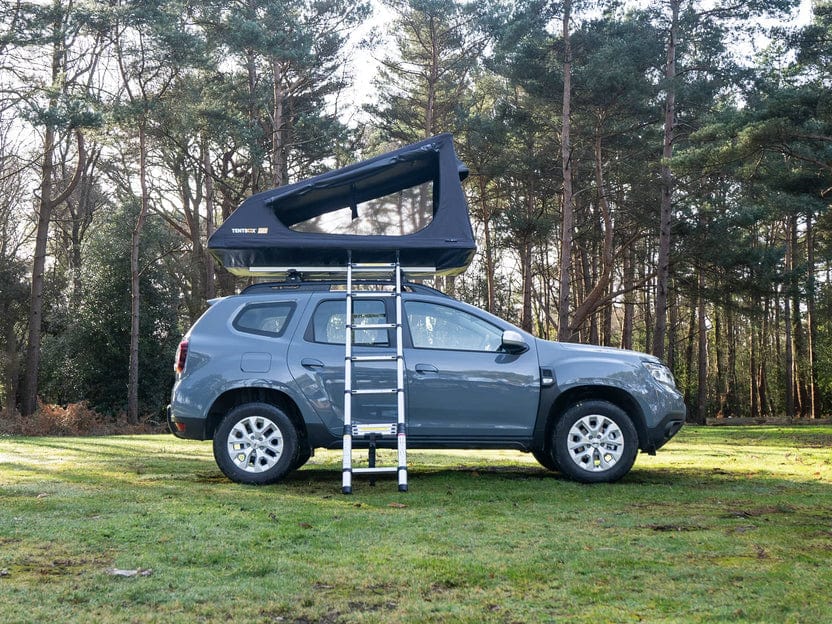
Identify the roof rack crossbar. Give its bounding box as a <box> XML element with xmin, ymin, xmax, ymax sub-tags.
<box><xmin>246</xmin><ymin>265</ymin><xmax>439</xmax><ymax>280</ymax></box>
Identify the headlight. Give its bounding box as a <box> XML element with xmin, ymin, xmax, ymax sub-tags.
<box><xmin>644</xmin><ymin>361</ymin><xmax>676</xmax><ymax>388</ymax></box>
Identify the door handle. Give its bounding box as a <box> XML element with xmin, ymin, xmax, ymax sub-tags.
<box><xmin>415</xmin><ymin>363</ymin><xmax>438</xmax><ymax>374</ymax></box>
<box><xmin>301</xmin><ymin>358</ymin><xmax>324</xmax><ymax>369</ymax></box>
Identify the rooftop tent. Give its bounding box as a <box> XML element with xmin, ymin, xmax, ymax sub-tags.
<box><xmin>207</xmin><ymin>133</ymin><xmax>476</xmax><ymax>277</ymax></box>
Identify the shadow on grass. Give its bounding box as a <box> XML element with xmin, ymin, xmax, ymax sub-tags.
<box><xmin>284</xmin><ymin>461</ymin><xmax>832</xmax><ymax>499</ymax></box>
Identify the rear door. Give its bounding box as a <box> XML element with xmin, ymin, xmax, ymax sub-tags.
<box><xmin>287</xmin><ymin>296</ymin><xmax>398</xmax><ymax>434</ymax></box>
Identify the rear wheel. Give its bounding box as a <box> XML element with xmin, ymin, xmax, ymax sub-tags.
<box><xmin>213</xmin><ymin>403</ymin><xmax>298</xmax><ymax>485</ymax></box>
<box><xmin>553</xmin><ymin>400</ymin><xmax>637</xmax><ymax>483</ymax></box>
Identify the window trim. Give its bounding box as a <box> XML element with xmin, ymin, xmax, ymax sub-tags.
<box><xmin>306</xmin><ymin>298</ymin><xmax>391</xmax><ymax>347</ymax></box>
<box><xmin>232</xmin><ymin>301</ymin><xmax>296</xmax><ymax>338</ymax></box>
<box><xmin>404</xmin><ymin>300</ymin><xmax>504</xmax><ymax>353</ymax></box>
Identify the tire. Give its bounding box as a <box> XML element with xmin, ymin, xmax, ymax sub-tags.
<box><xmin>213</xmin><ymin>403</ymin><xmax>299</xmax><ymax>485</ymax></box>
<box><xmin>291</xmin><ymin>445</ymin><xmax>312</xmax><ymax>471</ymax></box>
<box><xmin>553</xmin><ymin>400</ymin><xmax>638</xmax><ymax>483</ymax></box>
<box><xmin>532</xmin><ymin>447</ymin><xmax>559</xmax><ymax>472</ymax></box>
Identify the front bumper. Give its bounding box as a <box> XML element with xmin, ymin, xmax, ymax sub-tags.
<box><xmin>644</xmin><ymin>412</ymin><xmax>685</xmax><ymax>454</ymax></box>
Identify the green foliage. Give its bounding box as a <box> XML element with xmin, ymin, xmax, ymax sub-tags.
<box><xmin>9</xmin><ymin>1</ymin><xmax>104</xmax><ymax>131</ymax></box>
<box><xmin>0</xmin><ymin>256</ymin><xmax>27</xmax><ymax>411</ymax></box>
<box><xmin>197</xmin><ymin>0</ymin><xmax>370</xmax><ymax>184</ymax></box>
<box><xmin>367</xmin><ymin>0</ymin><xmax>483</xmax><ymax>141</ymax></box>
<box><xmin>39</xmin><ymin>201</ymin><xmax>180</xmax><ymax>416</ymax></box>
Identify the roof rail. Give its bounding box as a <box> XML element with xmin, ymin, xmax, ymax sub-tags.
<box><xmin>241</xmin><ymin>280</ymin><xmax>450</xmax><ymax>298</ymax></box>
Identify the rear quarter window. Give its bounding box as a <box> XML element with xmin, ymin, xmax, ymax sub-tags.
<box><xmin>233</xmin><ymin>301</ymin><xmax>295</xmax><ymax>337</ymax></box>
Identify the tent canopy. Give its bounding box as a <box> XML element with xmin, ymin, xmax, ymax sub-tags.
<box><xmin>208</xmin><ymin>134</ymin><xmax>476</xmax><ymax>277</ymax></box>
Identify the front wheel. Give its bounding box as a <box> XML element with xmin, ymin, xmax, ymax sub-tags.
<box><xmin>553</xmin><ymin>400</ymin><xmax>638</xmax><ymax>483</ymax></box>
<box><xmin>532</xmin><ymin>447</ymin><xmax>559</xmax><ymax>472</ymax></box>
<box><xmin>213</xmin><ymin>403</ymin><xmax>299</xmax><ymax>485</ymax></box>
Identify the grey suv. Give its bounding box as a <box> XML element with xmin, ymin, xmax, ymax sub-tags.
<box><xmin>168</xmin><ymin>280</ymin><xmax>685</xmax><ymax>486</ymax></box>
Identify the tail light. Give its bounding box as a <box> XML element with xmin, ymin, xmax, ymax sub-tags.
<box><xmin>174</xmin><ymin>340</ymin><xmax>189</xmax><ymax>374</ymax></box>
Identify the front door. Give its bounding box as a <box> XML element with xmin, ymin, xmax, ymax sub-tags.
<box><xmin>402</xmin><ymin>300</ymin><xmax>539</xmax><ymax>443</ymax></box>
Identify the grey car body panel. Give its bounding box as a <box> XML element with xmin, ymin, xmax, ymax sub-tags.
<box><xmin>169</xmin><ymin>285</ymin><xmax>685</xmax><ymax>455</ymax></box>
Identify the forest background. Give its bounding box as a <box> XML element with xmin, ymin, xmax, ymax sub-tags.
<box><xmin>0</xmin><ymin>0</ymin><xmax>830</xmax><ymax>430</ymax></box>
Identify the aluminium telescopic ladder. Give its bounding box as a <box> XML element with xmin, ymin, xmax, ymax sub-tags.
<box><xmin>342</xmin><ymin>253</ymin><xmax>408</xmax><ymax>494</ymax></box>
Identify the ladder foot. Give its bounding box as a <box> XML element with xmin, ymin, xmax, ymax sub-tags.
<box><xmin>342</xmin><ymin>486</ymin><xmax>352</xmax><ymax>495</ymax></box>
<box><xmin>398</xmin><ymin>484</ymin><xmax>408</xmax><ymax>492</ymax></box>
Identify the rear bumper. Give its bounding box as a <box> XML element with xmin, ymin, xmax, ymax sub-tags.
<box><xmin>167</xmin><ymin>405</ymin><xmax>207</xmax><ymax>440</ymax></box>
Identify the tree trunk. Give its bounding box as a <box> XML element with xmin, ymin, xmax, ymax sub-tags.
<box><xmin>715</xmin><ymin>301</ymin><xmax>725</xmax><ymax>417</ymax></box>
<box><xmin>621</xmin><ymin>247</ymin><xmax>634</xmax><ymax>350</ymax></box>
<box><xmin>749</xmin><ymin>315</ymin><xmax>758</xmax><ymax>418</ymax></box>
<box><xmin>128</xmin><ymin>122</ymin><xmax>148</xmax><ymax>425</ymax></box>
<box><xmin>683</xmin><ymin>292</ymin><xmax>696</xmax><ymax>410</ymax></box>
<box><xmin>653</xmin><ymin>0</ymin><xmax>679</xmax><ymax>361</ymax></box>
<box><xmin>271</xmin><ymin>58</ymin><xmax>287</xmax><ymax>188</ymax></box>
<box><xmin>806</xmin><ymin>209</ymin><xmax>817</xmax><ymax>418</ymax></box>
<box><xmin>667</xmin><ymin>287</ymin><xmax>678</xmax><ymax>373</ymax></box>
<box><xmin>246</xmin><ymin>45</ymin><xmax>261</xmax><ymax>193</ymax></box>
<box><xmin>568</xmin><ymin>131</ymin><xmax>615</xmax><ymax>336</ymax></box>
<box><xmin>789</xmin><ymin>213</ymin><xmax>806</xmax><ymax>416</ymax></box>
<box><xmin>557</xmin><ymin>0</ymin><xmax>574</xmax><ymax>342</ymax></box>
<box><xmin>21</xmin><ymin>121</ymin><xmax>56</xmax><ymax>417</ymax></box>
<box><xmin>22</xmin><ymin>124</ymin><xmax>86</xmax><ymax>416</ymax></box>
<box><xmin>480</xmin><ymin>180</ymin><xmax>496</xmax><ymax>314</ymax></box>
<box><xmin>761</xmin><ymin>297</ymin><xmax>772</xmax><ymax>416</ymax></box>
<box><xmin>783</xmin><ymin>280</ymin><xmax>795</xmax><ymax>420</ymax></box>
<box><xmin>425</xmin><ymin>14</ymin><xmax>438</xmax><ymax>137</ymax></box>
<box><xmin>203</xmin><ymin>135</ymin><xmax>216</xmax><ymax>300</ymax></box>
<box><xmin>726</xmin><ymin>298</ymin><xmax>738</xmax><ymax>417</ymax></box>
<box><xmin>520</xmin><ymin>240</ymin><xmax>534</xmax><ymax>332</ymax></box>
<box><xmin>696</xmin><ymin>267</ymin><xmax>707</xmax><ymax>423</ymax></box>
<box><xmin>602</xmin><ymin>285</ymin><xmax>613</xmax><ymax>347</ymax></box>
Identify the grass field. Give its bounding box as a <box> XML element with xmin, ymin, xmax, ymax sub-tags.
<box><xmin>1</xmin><ymin>426</ymin><xmax>830</xmax><ymax>623</ymax></box>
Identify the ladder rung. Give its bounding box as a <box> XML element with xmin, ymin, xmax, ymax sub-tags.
<box><xmin>352</xmin><ymin>467</ymin><xmax>398</xmax><ymax>475</ymax></box>
<box><xmin>349</xmin><ymin>323</ymin><xmax>396</xmax><ymax>330</ymax></box>
<box><xmin>350</xmin><ymin>354</ymin><xmax>398</xmax><ymax>362</ymax></box>
<box><xmin>349</xmin><ymin>388</ymin><xmax>400</xmax><ymax>395</ymax></box>
<box><xmin>350</xmin><ymin>291</ymin><xmax>397</xmax><ymax>298</ymax></box>
<box><xmin>349</xmin><ymin>264</ymin><xmax>397</xmax><ymax>271</ymax></box>
<box><xmin>352</xmin><ymin>423</ymin><xmax>397</xmax><ymax>436</ymax></box>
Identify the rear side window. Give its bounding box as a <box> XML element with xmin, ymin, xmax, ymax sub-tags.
<box><xmin>311</xmin><ymin>300</ymin><xmax>389</xmax><ymax>346</ymax></box>
<box><xmin>233</xmin><ymin>302</ymin><xmax>295</xmax><ymax>337</ymax></box>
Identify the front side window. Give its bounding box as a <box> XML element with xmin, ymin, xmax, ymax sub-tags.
<box><xmin>233</xmin><ymin>302</ymin><xmax>295</xmax><ymax>337</ymax></box>
<box><xmin>405</xmin><ymin>301</ymin><xmax>503</xmax><ymax>352</ymax></box>
<box><xmin>311</xmin><ymin>300</ymin><xmax>389</xmax><ymax>347</ymax></box>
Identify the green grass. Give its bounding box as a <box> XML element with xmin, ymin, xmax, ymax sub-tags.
<box><xmin>0</xmin><ymin>426</ymin><xmax>830</xmax><ymax>623</ymax></box>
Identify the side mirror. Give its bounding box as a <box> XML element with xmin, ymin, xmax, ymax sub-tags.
<box><xmin>501</xmin><ymin>330</ymin><xmax>528</xmax><ymax>354</ymax></box>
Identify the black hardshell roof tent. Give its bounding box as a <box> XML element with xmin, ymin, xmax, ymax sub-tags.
<box><xmin>208</xmin><ymin>133</ymin><xmax>476</xmax><ymax>278</ymax></box>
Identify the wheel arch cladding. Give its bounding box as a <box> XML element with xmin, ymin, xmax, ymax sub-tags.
<box><xmin>549</xmin><ymin>385</ymin><xmax>648</xmax><ymax>450</ymax></box>
<box><xmin>206</xmin><ymin>387</ymin><xmax>307</xmax><ymax>443</ymax></box>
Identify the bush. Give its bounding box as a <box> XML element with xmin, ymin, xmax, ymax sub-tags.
<box><xmin>0</xmin><ymin>401</ymin><xmax>164</xmax><ymax>436</ymax></box>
